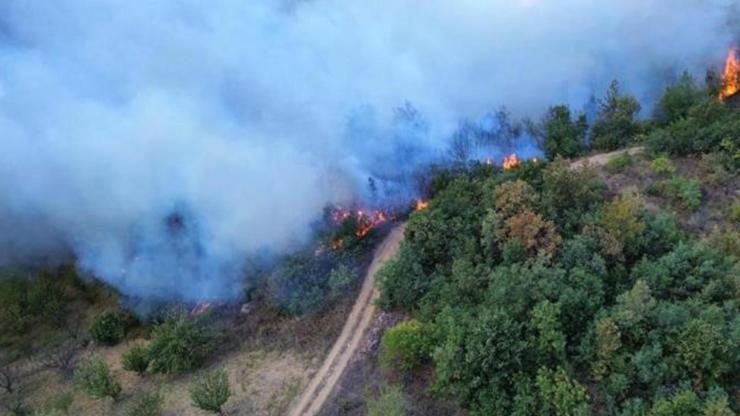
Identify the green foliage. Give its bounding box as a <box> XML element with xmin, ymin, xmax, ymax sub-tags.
<box><xmin>494</xmin><ymin>180</ymin><xmax>538</xmax><ymax>218</ymax></box>
<box><xmin>646</xmin><ymin>97</ymin><xmax>740</xmax><ymax>156</ymax></box>
<box><xmin>148</xmin><ymin>312</ymin><xmax>217</xmax><ymax>374</ymax></box>
<box><xmin>541</xmin><ymin>158</ymin><xmax>606</xmax><ymax>234</ymax></box>
<box><xmin>73</xmin><ymin>356</ymin><xmax>121</xmax><ymax>400</ymax></box>
<box><xmin>126</xmin><ymin>391</ymin><xmax>163</xmax><ymax>416</ymax></box>
<box><xmin>591</xmin><ymin>81</ymin><xmax>643</xmax><ymax>151</ymax></box>
<box><xmin>535</xmin><ymin>367</ymin><xmax>590</xmax><ymax>416</ymax></box>
<box><xmin>122</xmin><ymin>344</ymin><xmax>151</xmax><ymax>375</ymax></box>
<box><xmin>647</xmin><ymin>389</ymin><xmax>702</xmax><ymax>416</ymax></box>
<box><xmin>650</xmin><ymin>155</ymin><xmax>676</xmax><ymax>174</ymax></box>
<box><xmin>648</xmin><ymin>176</ymin><xmax>702</xmax><ymax>212</ymax></box>
<box><xmin>656</xmin><ymin>72</ymin><xmax>703</xmax><ymax>125</ymax></box>
<box><xmin>366</xmin><ymin>384</ymin><xmax>405</xmax><ymax>416</ymax></box>
<box><xmin>606</xmin><ymin>152</ymin><xmax>633</xmax><ymax>173</ymax></box>
<box><xmin>89</xmin><ymin>311</ymin><xmax>125</xmax><ymax>346</ymax></box>
<box><xmin>189</xmin><ymin>368</ymin><xmax>231</xmax><ymax>414</ymax></box>
<box><xmin>327</xmin><ymin>264</ymin><xmax>355</xmax><ymax>302</ymax></box>
<box><xmin>376</xmin><ymin>121</ymin><xmax>738</xmax><ymax>414</ymax></box>
<box><xmin>677</xmin><ymin>319</ymin><xmax>730</xmax><ymax>385</ymax></box>
<box><xmin>528</xmin><ymin>301</ymin><xmax>566</xmax><ymax>367</ymax></box>
<box><xmin>537</xmin><ymin>105</ymin><xmax>589</xmax><ymax>160</ymax></box>
<box><xmin>380</xmin><ymin>320</ymin><xmax>432</xmax><ymax>373</ymax></box>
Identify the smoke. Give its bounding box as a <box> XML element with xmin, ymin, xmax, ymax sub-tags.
<box><xmin>0</xmin><ymin>0</ymin><xmax>736</xmax><ymax>301</ymax></box>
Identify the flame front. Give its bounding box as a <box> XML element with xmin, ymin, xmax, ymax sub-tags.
<box><xmin>719</xmin><ymin>48</ymin><xmax>739</xmax><ymax>100</ymax></box>
<box><xmin>502</xmin><ymin>154</ymin><xmax>520</xmax><ymax>170</ymax></box>
<box><xmin>415</xmin><ymin>199</ymin><xmax>429</xmax><ymax>211</ymax></box>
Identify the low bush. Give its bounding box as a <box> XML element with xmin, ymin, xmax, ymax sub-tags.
<box><xmin>126</xmin><ymin>391</ymin><xmax>163</xmax><ymax>416</ymax></box>
<box><xmin>605</xmin><ymin>153</ymin><xmax>633</xmax><ymax>173</ymax></box>
<box><xmin>649</xmin><ymin>155</ymin><xmax>676</xmax><ymax>174</ymax></box>
<box><xmin>148</xmin><ymin>312</ymin><xmax>217</xmax><ymax>374</ymax></box>
<box><xmin>366</xmin><ymin>384</ymin><xmax>405</xmax><ymax>416</ymax></box>
<box><xmin>73</xmin><ymin>356</ymin><xmax>121</xmax><ymax>400</ymax></box>
<box><xmin>89</xmin><ymin>311</ymin><xmax>125</xmax><ymax>346</ymax></box>
<box><xmin>648</xmin><ymin>176</ymin><xmax>702</xmax><ymax>212</ymax></box>
<box><xmin>190</xmin><ymin>368</ymin><xmax>231</xmax><ymax>414</ymax></box>
<box><xmin>122</xmin><ymin>344</ymin><xmax>150</xmax><ymax>375</ymax></box>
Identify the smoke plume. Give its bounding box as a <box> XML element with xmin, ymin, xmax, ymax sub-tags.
<box><xmin>0</xmin><ymin>0</ymin><xmax>736</xmax><ymax>301</ymax></box>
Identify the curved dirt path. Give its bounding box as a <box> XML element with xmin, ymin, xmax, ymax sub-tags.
<box><xmin>289</xmin><ymin>223</ymin><xmax>406</xmax><ymax>416</ymax></box>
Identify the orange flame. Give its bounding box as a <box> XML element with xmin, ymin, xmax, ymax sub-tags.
<box><xmin>415</xmin><ymin>199</ymin><xmax>429</xmax><ymax>211</ymax></box>
<box><xmin>332</xmin><ymin>238</ymin><xmax>344</xmax><ymax>250</ymax></box>
<box><xmin>331</xmin><ymin>206</ymin><xmax>389</xmax><ymax>238</ymax></box>
<box><xmin>502</xmin><ymin>153</ymin><xmax>520</xmax><ymax>170</ymax></box>
<box><xmin>719</xmin><ymin>48</ymin><xmax>739</xmax><ymax>100</ymax></box>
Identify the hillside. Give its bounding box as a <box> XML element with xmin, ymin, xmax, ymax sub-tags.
<box><xmin>340</xmin><ymin>93</ymin><xmax>740</xmax><ymax>414</ymax></box>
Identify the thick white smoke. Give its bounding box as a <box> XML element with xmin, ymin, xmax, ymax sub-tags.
<box><xmin>0</xmin><ymin>0</ymin><xmax>736</xmax><ymax>301</ymax></box>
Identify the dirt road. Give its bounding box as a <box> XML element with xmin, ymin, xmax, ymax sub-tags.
<box><xmin>570</xmin><ymin>146</ymin><xmax>643</xmax><ymax>169</ymax></box>
<box><xmin>289</xmin><ymin>223</ymin><xmax>406</xmax><ymax>416</ymax></box>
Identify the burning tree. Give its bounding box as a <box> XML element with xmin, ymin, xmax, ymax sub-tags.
<box><xmin>719</xmin><ymin>48</ymin><xmax>739</xmax><ymax>101</ymax></box>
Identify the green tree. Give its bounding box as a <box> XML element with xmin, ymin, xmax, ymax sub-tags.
<box><xmin>656</xmin><ymin>72</ymin><xmax>703</xmax><ymax>125</ymax></box>
<box><xmin>148</xmin><ymin>312</ymin><xmax>217</xmax><ymax>374</ymax></box>
<box><xmin>592</xmin><ymin>317</ymin><xmax>622</xmax><ymax>381</ymax></box>
<box><xmin>647</xmin><ymin>389</ymin><xmax>702</xmax><ymax>416</ymax></box>
<box><xmin>494</xmin><ymin>180</ymin><xmax>538</xmax><ymax>219</ymax></box>
<box><xmin>89</xmin><ymin>311</ymin><xmax>125</xmax><ymax>346</ymax></box>
<box><xmin>542</xmin><ymin>158</ymin><xmax>606</xmax><ymax>234</ymax></box>
<box><xmin>677</xmin><ymin>319</ymin><xmax>730</xmax><ymax>387</ymax></box>
<box><xmin>536</xmin><ymin>367</ymin><xmax>590</xmax><ymax>416</ymax></box>
<box><xmin>537</xmin><ymin>105</ymin><xmax>589</xmax><ymax>160</ymax></box>
<box><xmin>190</xmin><ymin>369</ymin><xmax>231</xmax><ymax>415</ymax></box>
<box><xmin>73</xmin><ymin>356</ymin><xmax>121</xmax><ymax>401</ymax></box>
<box><xmin>528</xmin><ymin>300</ymin><xmax>566</xmax><ymax>367</ymax></box>
<box><xmin>591</xmin><ymin>80</ymin><xmax>642</xmax><ymax>151</ymax></box>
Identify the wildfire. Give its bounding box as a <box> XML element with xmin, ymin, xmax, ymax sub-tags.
<box><xmin>502</xmin><ymin>153</ymin><xmax>520</xmax><ymax>170</ymax></box>
<box><xmin>719</xmin><ymin>48</ymin><xmax>739</xmax><ymax>100</ymax></box>
<box><xmin>355</xmin><ymin>210</ymin><xmax>388</xmax><ymax>237</ymax></box>
<box><xmin>330</xmin><ymin>206</ymin><xmax>390</xmax><ymax>238</ymax></box>
<box><xmin>415</xmin><ymin>199</ymin><xmax>429</xmax><ymax>211</ymax></box>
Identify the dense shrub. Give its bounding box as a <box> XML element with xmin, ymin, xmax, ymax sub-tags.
<box><xmin>122</xmin><ymin>344</ymin><xmax>151</xmax><ymax>375</ymax></box>
<box><xmin>190</xmin><ymin>368</ymin><xmax>231</xmax><ymax>414</ymax></box>
<box><xmin>148</xmin><ymin>312</ymin><xmax>217</xmax><ymax>374</ymax></box>
<box><xmin>73</xmin><ymin>356</ymin><xmax>121</xmax><ymax>400</ymax></box>
<box><xmin>89</xmin><ymin>311</ymin><xmax>125</xmax><ymax>346</ymax></box>
<box><xmin>380</xmin><ymin>320</ymin><xmax>432</xmax><ymax>373</ymax></box>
